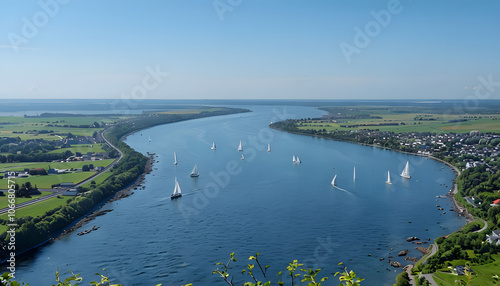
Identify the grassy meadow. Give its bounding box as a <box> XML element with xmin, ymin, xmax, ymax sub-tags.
<box><xmin>0</xmin><ymin>191</ymin><xmax>52</xmax><ymax>209</ymax></box>
<box><xmin>47</xmin><ymin>143</ymin><xmax>107</xmax><ymax>155</ymax></box>
<box><xmin>0</xmin><ymin>159</ymin><xmax>114</xmax><ymax>173</ymax></box>
<box><xmin>0</xmin><ymin>115</ymin><xmax>120</xmax><ymax>139</ymax></box>
<box><xmin>0</xmin><ymin>172</ymin><xmax>97</xmax><ymax>189</ymax></box>
<box><xmin>0</xmin><ymin>196</ymin><xmax>68</xmax><ymax>233</ymax></box>
<box><xmin>432</xmin><ymin>254</ymin><xmax>500</xmax><ymax>285</ymax></box>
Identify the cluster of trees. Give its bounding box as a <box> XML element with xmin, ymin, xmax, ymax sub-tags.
<box><xmin>45</xmin><ymin>121</ymin><xmax>101</xmax><ymax>128</ymax></box>
<box><xmin>455</xmin><ymin>165</ymin><xmax>500</xmax><ymax>228</ymax></box>
<box><xmin>2</xmin><ymin>181</ymin><xmax>42</xmax><ymax>198</ymax></box>
<box><xmin>417</xmin><ymin>226</ymin><xmax>499</xmax><ymax>274</ymax></box>
<box><xmin>0</xmin><ymin>151</ymin><xmax>71</xmax><ymax>163</ymax></box>
<box><xmin>0</xmin><ymin>140</ymin><xmax>57</xmax><ymax>154</ymax></box>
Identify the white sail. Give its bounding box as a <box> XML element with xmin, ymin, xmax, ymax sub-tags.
<box><xmin>148</xmin><ymin>136</ymin><xmax>151</xmax><ymax>142</ymax></box>
<box><xmin>171</xmin><ymin>177</ymin><xmax>182</xmax><ymax>199</ymax></box>
<box><xmin>267</xmin><ymin>143</ymin><xmax>271</xmax><ymax>152</ymax></box>
<box><xmin>173</xmin><ymin>178</ymin><xmax>182</xmax><ymax>195</ymax></box>
<box><xmin>331</xmin><ymin>174</ymin><xmax>337</xmax><ymax>186</ymax></box>
<box><xmin>190</xmin><ymin>164</ymin><xmax>199</xmax><ymax>177</ymax></box>
<box><xmin>238</xmin><ymin>140</ymin><xmax>243</xmax><ymax>151</ymax></box>
<box><xmin>211</xmin><ymin>142</ymin><xmax>216</xmax><ymax>150</ymax></box>
<box><xmin>353</xmin><ymin>167</ymin><xmax>356</xmax><ymax>181</ymax></box>
<box><xmin>296</xmin><ymin>156</ymin><xmax>301</xmax><ymax>164</ymax></box>
<box><xmin>173</xmin><ymin>151</ymin><xmax>178</xmax><ymax>165</ymax></box>
<box><xmin>400</xmin><ymin>161</ymin><xmax>411</xmax><ymax>179</ymax></box>
<box><xmin>292</xmin><ymin>155</ymin><xmax>296</xmax><ymax>162</ymax></box>
<box><xmin>241</xmin><ymin>154</ymin><xmax>245</xmax><ymax>160</ymax></box>
<box><xmin>386</xmin><ymin>170</ymin><xmax>392</xmax><ymax>184</ymax></box>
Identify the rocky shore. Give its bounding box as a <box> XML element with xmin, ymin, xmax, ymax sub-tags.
<box><xmin>56</xmin><ymin>153</ymin><xmax>155</xmax><ymax>239</ymax></box>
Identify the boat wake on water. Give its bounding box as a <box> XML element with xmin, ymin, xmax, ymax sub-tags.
<box><xmin>331</xmin><ymin>185</ymin><xmax>355</xmax><ymax>197</ymax></box>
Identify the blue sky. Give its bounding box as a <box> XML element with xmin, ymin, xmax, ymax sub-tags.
<box><xmin>1</xmin><ymin>0</ymin><xmax>499</xmax><ymax>100</ymax></box>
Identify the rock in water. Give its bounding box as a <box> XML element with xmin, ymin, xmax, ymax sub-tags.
<box><xmin>398</xmin><ymin>249</ymin><xmax>410</xmax><ymax>256</ymax></box>
<box><xmin>391</xmin><ymin>261</ymin><xmax>403</xmax><ymax>268</ymax></box>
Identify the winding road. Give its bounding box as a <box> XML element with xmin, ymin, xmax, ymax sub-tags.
<box><xmin>0</xmin><ymin>129</ymin><xmax>123</xmax><ymax>215</ymax></box>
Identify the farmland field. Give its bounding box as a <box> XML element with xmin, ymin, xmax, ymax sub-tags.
<box><xmin>0</xmin><ymin>196</ymin><xmax>69</xmax><ymax>233</ymax></box>
<box><xmin>0</xmin><ymin>171</ymin><xmax>97</xmax><ymax>189</ymax></box>
<box><xmin>0</xmin><ymin>159</ymin><xmax>114</xmax><ymax>173</ymax></box>
<box><xmin>0</xmin><ymin>191</ymin><xmax>52</xmax><ymax>209</ymax></box>
<box><xmin>47</xmin><ymin>143</ymin><xmax>106</xmax><ymax>155</ymax></box>
<box><xmin>297</xmin><ymin>106</ymin><xmax>500</xmax><ymax>133</ymax></box>
<box><xmin>0</xmin><ymin>115</ymin><xmax>121</xmax><ymax>139</ymax></box>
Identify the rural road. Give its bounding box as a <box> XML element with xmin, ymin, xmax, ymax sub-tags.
<box><xmin>0</xmin><ymin>129</ymin><xmax>123</xmax><ymax>215</ymax></box>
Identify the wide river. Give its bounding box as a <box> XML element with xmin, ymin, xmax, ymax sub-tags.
<box><xmin>16</xmin><ymin>105</ymin><xmax>465</xmax><ymax>285</ymax></box>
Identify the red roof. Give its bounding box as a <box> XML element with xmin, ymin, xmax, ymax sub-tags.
<box><xmin>494</xmin><ymin>199</ymin><xmax>500</xmax><ymax>204</ymax></box>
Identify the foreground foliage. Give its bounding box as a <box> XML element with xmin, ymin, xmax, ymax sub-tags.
<box><xmin>1</xmin><ymin>253</ymin><xmax>364</xmax><ymax>285</ymax></box>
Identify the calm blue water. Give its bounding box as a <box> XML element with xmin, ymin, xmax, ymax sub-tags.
<box><xmin>15</xmin><ymin>105</ymin><xmax>465</xmax><ymax>285</ymax></box>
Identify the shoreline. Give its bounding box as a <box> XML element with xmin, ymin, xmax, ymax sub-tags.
<box><xmin>56</xmin><ymin>153</ymin><xmax>155</xmax><ymax>238</ymax></box>
<box><xmin>270</xmin><ymin>125</ymin><xmax>470</xmax><ymax>219</ymax></box>
<box><xmin>270</xmin><ymin>125</ymin><xmax>475</xmax><ymax>266</ymax></box>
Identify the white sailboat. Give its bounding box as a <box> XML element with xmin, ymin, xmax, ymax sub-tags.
<box><xmin>331</xmin><ymin>174</ymin><xmax>337</xmax><ymax>186</ymax></box>
<box><xmin>148</xmin><ymin>136</ymin><xmax>151</xmax><ymax>142</ymax></box>
<box><xmin>241</xmin><ymin>154</ymin><xmax>245</xmax><ymax>160</ymax></box>
<box><xmin>296</xmin><ymin>156</ymin><xmax>301</xmax><ymax>164</ymax></box>
<box><xmin>292</xmin><ymin>155</ymin><xmax>296</xmax><ymax>162</ymax></box>
<box><xmin>190</xmin><ymin>164</ymin><xmax>199</xmax><ymax>177</ymax></box>
<box><xmin>267</xmin><ymin>143</ymin><xmax>271</xmax><ymax>152</ymax></box>
<box><xmin>211</xmin><ymin>142</ymin><xmax>216</xmax><ymax>150</ymax></box>
<box><xmin>238</xmin><ymin>140</ymin><xmax>243</xmax><ymax>151</ymax></box>
<box><xmin>400</xmin><ymin>161</ymin><xmax>411</xmax><ymax>179</ymax></box>
<box><xmin>353</xmin><ymin>167</ymin><xmax>356</xmax><ymax>182</ymax></box>
<box><xmin>173</xmin><ymin>151</ymin><xmax>178</xmax><ymax>165</ymax></box>
<box><xmin>386</xmin><ymin>170</ymin><xmax>392</xmax><ymax>185</ymax></box>
<box><xmin>171</xmin><ymin>177</ymin><xmax>182</xmax><ymax>199</ymax></box>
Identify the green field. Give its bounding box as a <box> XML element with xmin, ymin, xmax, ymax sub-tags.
<box><xmin>433</xmin><ymin>254</ymin><xmax>500</xmax><ymax>285</ymax></box>
<box><xmin>0</xmin><ymin>171</ymin><xmax>97</xmax><ymax>189</ymax></box>
<box><xmin>0</xmin><ymin>158</ymin><xmax>114</xmax><ymax>172</ymax></box>
<box><xmin>298</xmin><ymin>108</ymin><xmax>500</xmax><ymax>134</ymax></box>
<box><xmin>80</xmin><ymin>172</ymin><xmax>112</xmax><ymax>188</ymax></box>
<box><xmin>47</xmin><ymin>143</ymin><xmax>106</xmax><ymax>155</ymax></box>
<box><xmin>0</xmin><ymin>196</ymin><xmax>68</xmax><ymax>233</ymax></box>
<box><xmin>0</xmin><ymin>191</ymin><xmax>51</xmax><ymax>209</ymax></box>
<box><xmin>0</xmin><ymin>115</ymin><xmax>120</xmax><ymax>139</ymax></box>
<box><xmin>0</xmin><ymin>132</ymin><xmax>61</xmax><ymax>140</ymax></box>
